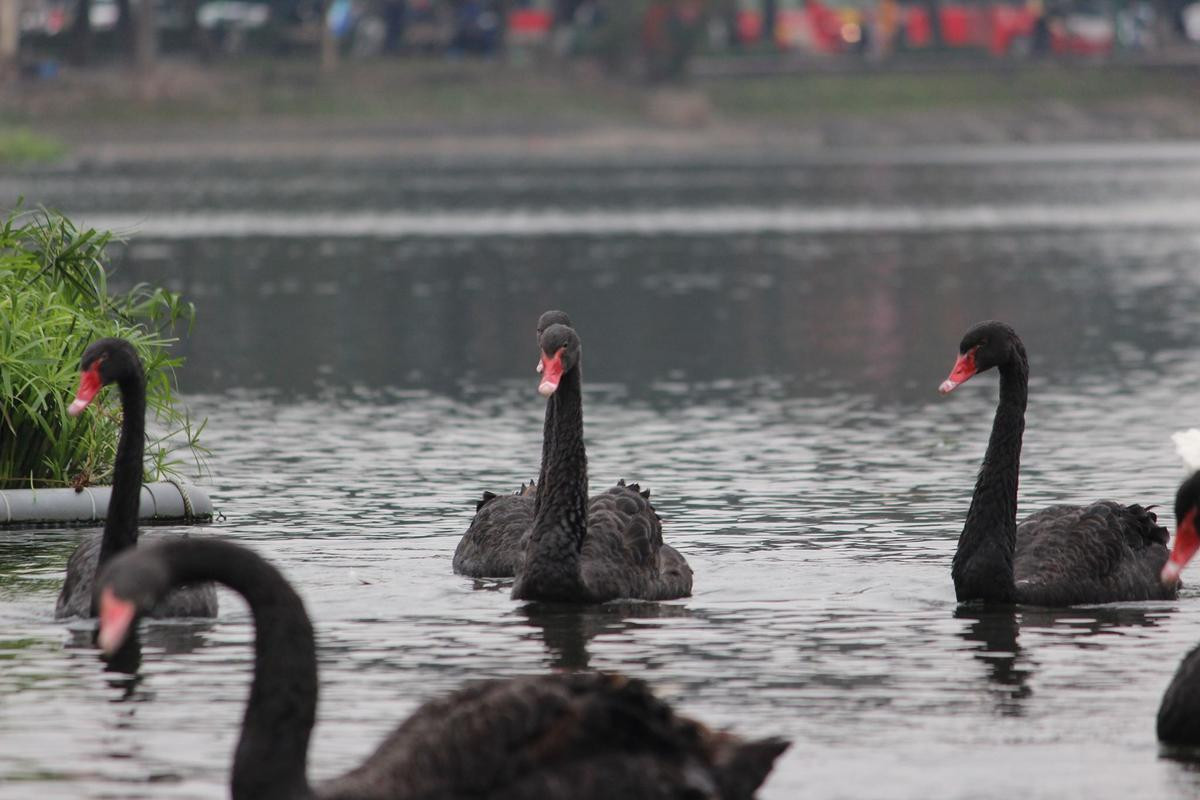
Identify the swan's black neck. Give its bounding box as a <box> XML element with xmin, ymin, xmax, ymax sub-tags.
<box><xmin>97</xmin><ymin>372</ymin><xmax>146</xmax><ymax>569</ymax></box>
<box><xmin>162</xmin><ymin>540</ymin><xmax>317</xmax><ymax>800</ymax></box>
<box><xmin>534</xmin><ymin>391</ymin><xmax>556</xmax><ymax>517</ymax></box>
<box><xmin>517</xmin><ymin>366</ymin><xmax>590</xmax><ymax>600</ymax></box>
<box><xmin>953</xmin><ymin>354</ymin><xmax>1028</xmax><ymax>603</ymax></box>
<box><xmin>1159</xmin><ymin>642</ymin><xmax>1200</xmax><ymax>745</ymax></box>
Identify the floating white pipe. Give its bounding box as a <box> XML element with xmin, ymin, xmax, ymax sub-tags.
<box><xmin>0</xmin><ymin>481</ymin><xmax>212</xmax><ymax>527</ymax></box>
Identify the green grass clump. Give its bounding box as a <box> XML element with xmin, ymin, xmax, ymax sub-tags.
<box><xmin>0</xmin><ymin>129</ymin><xmax>66</xmax><ymax>164</ymax></box>
<box><xmin>0</xmin><ymin>207</ymin><xmax>205</xmax><ymax>490</ymax></box>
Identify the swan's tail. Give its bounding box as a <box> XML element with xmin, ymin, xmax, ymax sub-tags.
<box><xmin>616</xmin><ymin>478</ymin><xmax>652</xmax><ymax>500</ymax></box>
<box><xmin>474</xmin><ymin>480</ymin><xmax>537</xmax><ymax>511</ymax></box>
<box><xmin>1122</xmin><ymin>503</ymin><xmax>1169</xmax><ymax>547</ymax></box>
<box><xmin>711</xmin><ymin>734</ymin><xmax>791</xmax><ymax>800</ymax></box>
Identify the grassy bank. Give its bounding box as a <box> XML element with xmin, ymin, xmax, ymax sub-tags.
<box><xmin>3</xmin><ymin>58</ymin><xmax>1198</xmax><ymax>156</ymax></box>
<box><xmin>0</xmin><ymin>128</ymin><xmax>65</xmax><ymax>164</ymax></box>
<box><xmin>5</xmin><ymin>58</ymin><xmax>1197</xmax><ymax>123</ymax></box>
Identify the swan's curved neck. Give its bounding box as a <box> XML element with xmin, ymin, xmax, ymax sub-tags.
<box><xmin>534</xmin><ymin>390</ymin><xmax>556</xmax><ymax>517</ymax></box>
<box><xmin>953</xmin><ymin>355</ymin><xmax>1028</xmax><ymax>603</ymax></box>
<box><xmin>98</xmin><ymin>373</ymin><xmax>146</xmax><ymax>568</ymax></box>
<box><xmin>163</xmin><ymin>540</ymin><xmax>317</xmax><ymax>800</ymax></box>
<box><xmin>518</xmin><ymin>367</ymin><xmax>589</xmax><ymax>600</ymax></box>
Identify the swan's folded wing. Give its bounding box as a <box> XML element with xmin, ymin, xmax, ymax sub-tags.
<box><xmin>55</xmin><ymin>534</ymin><xmax>101</xmax><ymax>619</ymax></box>
<box><xmin>317</xmin><ymin>672</ymin><xmax>787</xmax><ymax>800</ymax></box>
<box><xmin>452</xmin><ymin>492</ymin><xmax>535</xmax><ymax>577</ymax></box>
<box><xmin>1014</xmin><ymin>501</ymin><xmax>1170</xmax><ymax>604</ymax></box>
<box><xmin>586</xmin><ymin>481</ymin><xmax>663</xmax><ymax>567</ymax></box>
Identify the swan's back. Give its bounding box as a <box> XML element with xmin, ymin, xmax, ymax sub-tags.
<box><xmin>453</xmin><ymin>483</ymin><xmax>537</xmax><ymax>578</ymax></box>
<box><xmin>317</xmin><ymin>672</ymin><xmax>786</xmax><ymax>800</ymax></box>
<box><xmin>55</xmin><ymin>532</ymin><xmax>218</xmax><ymax>619</ymax></box>
<box><xmin>581</xmin><ymin>482</ymin><xmax>693</xmax><ymax>601</ymax></box>
<box><xmin>1013</xmin><ymin>501</ymin><xmax>1172</xmax><ymax>605</ymax></box>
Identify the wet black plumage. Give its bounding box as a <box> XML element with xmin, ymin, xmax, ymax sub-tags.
<box><xmin>453</xmin><ymin>310</ymin><xmax>573</xmax><ymax>578</ymax></box>
<box><xmin>452</xmin><ymin>483</ymin><xmax>537</xmax><ymax>577</ymax></box>
<box><xmin>944</xmin><ymin>322</ymin><xmax>1173</xmax><ymax>606</ymax></box>
<box><xmin>97</xmin><ymin>538</ymin><xmax>786</xmax><ymax>800</ymax></box>
<box><xmin>55</xmin><ymin>338</ymin><xmax>216</xmax><ymax>619</ymax></box>
<box><xmin>512</xmin><ymin>324</ymin><xmax>692</xmax><ymax>603</ymax></box>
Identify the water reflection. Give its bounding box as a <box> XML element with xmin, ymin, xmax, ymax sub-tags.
<box><xmin>955</xmin><ymin>607</ymin><xmax>1030</xmax><ymax>716</ymax></box>
<box><xmin>100</xmin><ymin>228</ymin><xmax>1200</xmax><ymax>405</ymax></box>
<box><xmin>956</xmin><ymin>604</ymin><xmax>1167</xmax><ymax>718</ymax></box>
<box><xmin>518</xmin><ymin>601</ymin><xmax>695</xmax><ymax>670</ymax></box>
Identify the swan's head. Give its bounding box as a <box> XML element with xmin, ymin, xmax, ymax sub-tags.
<box><xmin>1163</xmin><ymin>471</ymin><xmax>1200</xmax><ymax>586</ymax></box>
<box><xmin>939</xmin><ymin>320</ymin><xmax>1021</xmax><ymax>395</ymax></box>
<box><xmin>68</xmin><ymin>338</ymin><xmax>142</xmax><ymax>416</ymax></box>
<box><xmin>535</xmin><ymin>311</ymin><xmax>572</xmax><ymax>374</ymax></box>
<box><xmin>536</xmin><ymin>310</ymin><xmax>572</xmax><ymax>339</ymax></box>
<box><xmin>94</xmin><ymin>545</ymin><xmax>172</xmax><ymax>656</ymax></box>
<box><xmin>537</xmin><ymin>323</ymin><xmax>580</xmax><ymax>397</ymax></box>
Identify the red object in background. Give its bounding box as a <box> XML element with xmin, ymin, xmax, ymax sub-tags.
<box><xmin>509</xmin><ymin>9</ymin><xmax>552</xmax><ymax>36</ymax></box>
<box><xmin>737</xmin><ymin>0</ymin><xmax>1110</xmax><ymax>57</ymax></box>
<box><xmin>900</xmin><ymin>2</ymin><xmax>1035</xmax><ymax>55</ymax></box>
<box><xmin>738</xmin><ymin>9</ymin><xmax>764</xmax><ymax>40</ymax></box>
<box><xmin>802</xmin><ymin>0</ymin><xmax>848</xmax><ymax>52</ymax></box>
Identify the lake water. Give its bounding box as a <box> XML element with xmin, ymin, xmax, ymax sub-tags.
<box><xmin>4</xmin><ymin>145</ymin><xmax>1200</xmax><ymax>798</ymax></box>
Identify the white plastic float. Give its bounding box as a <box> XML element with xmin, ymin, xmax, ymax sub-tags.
<box><xmin>0</xmin><ymin>481</ymin><xmax>212</xmax><ymax>527</ymax></box>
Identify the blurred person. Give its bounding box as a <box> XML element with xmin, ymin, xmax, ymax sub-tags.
<box><xmin>1029</xmin><ymin>0</ymin><xmax>1050</xmax><ymax>55</ymax></box>
<box><xmin>450</xmin><ymin>0</ymin><xmax>502</xmax><ymax>54</ymax></box>
<box><xmin>382</xmin><ymin>0</ymin><xmax>407</xmax><ymax>51</ymax></box>
<box><xmin>872</xmin><ymin>0</ymin><xmax>898</xmax><ymax>59</ymax></box>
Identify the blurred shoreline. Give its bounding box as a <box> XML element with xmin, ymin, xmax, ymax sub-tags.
<box><xmin>6</xmin><ymin>58</ymin><xmax>1200</xmax><ymax>162</ymax></box>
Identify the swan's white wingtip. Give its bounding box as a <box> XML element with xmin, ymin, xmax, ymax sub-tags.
<box><xmin>1172</xmin><ymin>429</ymin><xmax>1200</xmax><ymax>473</ymax></box>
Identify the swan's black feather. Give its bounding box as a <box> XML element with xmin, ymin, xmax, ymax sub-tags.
<box><xmin>948</xmin><ymin>321</ymin><xmax>1175</xmax><ymax>606</ymax></box>
<box><xmin>1159</xmin><ymin>644</ymin><xmax>1200</xmax><ymax>745</ymax></box>
<box><xmin>319</xmin><ymin>672</ymin><xmax>786</xmax><ymax>800</ymax></box>
<box><xmin>512</xmin><ymin>323</ymin><xmax>693</xmax><ymax>602</ymax></box>
<box><xmin>1012</xmin><ymin>502</ymin><xmax>1170</xmax><ymax>605</ymax></box>
<box><xmin>55</xmin><ymin>338</ymin><xmax>216</xmax><ymax>620</ymax></box>
<box><xmin>454</xmin><ymin>492</ymin><xmax>536</xmax><ymax>577</ymax></box>
<box><xmin>57</xmin><ymin>532</ymin><xmax>217</xmax><ymax>618</ymax></box>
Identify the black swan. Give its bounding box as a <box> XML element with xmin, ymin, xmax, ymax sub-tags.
<box><xmin>1156</xmin><ymin>470</ymin><xmax>1200</xmax><ymax>746</ymax></box>
<box><xmin>939</xmin><ymin>321</ymin><xmax>1172</xmax><ymax>605</ymax></box>
<box><xmin>452</xmin><ymin>310</ymin><xmax>571</xmax><ymax>577</ymax></box>
<box><xmin>512</xmin><ymin>323</ymin><xmax>693</xmax><ymax>602</ymax></box>
<box><xmin>54</xmin><ymin>338</ymin><xmax>216</xmax><ymax>619</ymax></box>
<box><xmin>96</xmin><ymin>538</ymin><xmax>788</xmax><ymax>800</ymax></box>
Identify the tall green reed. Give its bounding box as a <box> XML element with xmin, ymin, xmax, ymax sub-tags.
<box><xmin>0</xmin><ymin>207</ymin><xmax>206</xmax><ymax>490</ymax></box>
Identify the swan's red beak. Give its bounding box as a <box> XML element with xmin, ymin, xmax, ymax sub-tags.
<box><xmin>538</xmin><ymin>349</ymin><xmax>564</xmax><ymax>397</ymax></box>
<box><xmin>939</xmin><ymin>349</ymin><xmax>978</xmax><ymax>395</ymax></box>
<box><xmin>1163</xmin><ymin>508</ymin><xmax>1199</xmax><ymax>586</ymax></box>
<box><xmin>97</xmin><ymin>586</ymin><xmax>138</xmax><ymax>656</ymax></box>
<box><xmin>69</xmin><ymin>363</ymin><xmax>104</xmax><ymax>417</ymax></box>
